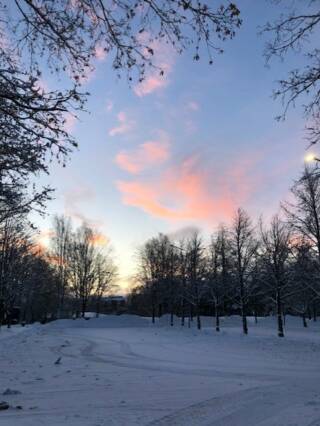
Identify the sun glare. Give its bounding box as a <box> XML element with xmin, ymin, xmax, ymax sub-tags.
<box><xmin>304</xmin><ymin>153</ymin><xmax>316</xmax><ymax>163</ymax></box>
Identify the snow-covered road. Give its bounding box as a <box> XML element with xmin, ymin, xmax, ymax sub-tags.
<box><xmin>0</xmin><ymin>315</ymin><xmax>320</xmax><ymax>425</ymax></box>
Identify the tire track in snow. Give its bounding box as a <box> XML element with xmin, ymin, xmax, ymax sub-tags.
<box><xmin>146</xmin><ymin>383</ymin><xmax>318</xmax><ymax>426</ymax></box>
<box><xmin>52</xmin><ymin>330</ymin><xmax>282</xmax><ymax>383</ymax></box>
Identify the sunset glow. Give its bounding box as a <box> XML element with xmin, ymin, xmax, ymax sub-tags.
<box><xmin>30</xmin><ymin>2</ymin><xmax>307</xmax><ymax>291</ymax></box>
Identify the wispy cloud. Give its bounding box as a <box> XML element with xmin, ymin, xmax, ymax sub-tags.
<box><xmin>167</xmin><ymin>226</ymin><xmax>201</xmax><ymax>241</ymax></box>
<box><xmin>89</xmin><ymin>232</ymin><xmax>109</xmax><ymax>246</ymax></box>
<box><xmin>187</xmin><ymin>101</ymin><xmax>200</xmax><ymax>111</ymax></box>
<box><xmin>133</xmin><ymin>38</ymin><xmax>175</xmax><ymax>97</ymax></box>
<box><xmin>63</xmin><ymin>186</ymin><xmax>109</xmax><ymax>246</ymax></box>
<box><xmin>64</xmin><ymin>185</ymin><xmax>103</xmax><ymax>228</ymax></box>
<box><xmin>134</xmin><ymin>75</ymin><xmax>168</xmax><ymax>97</ymax></box>
<box><xmin>116</xmin><ymin>153</ymin><xmax>262</xmax><ymax>225</ymax></box>
<box><xmin>109</xmin><ymin>111</ymin><xmax>135</xmax><ymax>137</ymax></box>
<box><xmin>106</xmin><ymin>99</ymin><xmax>114</xmax><ymax>112</ymax></box>
<box><xmin>115</xmin><ymin>132</ymin><xmax>170</xmax><ymax>174</ymax></box>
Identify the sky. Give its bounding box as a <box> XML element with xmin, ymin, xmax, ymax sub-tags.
<box><xmin>32</xmin><ymin>1</ymin><xmax>312</xmax><ymax>292</ymax></box>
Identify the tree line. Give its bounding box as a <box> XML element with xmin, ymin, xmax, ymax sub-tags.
<box><xmin>0</xmin><ymin>215</ymin><xmax>117</xmax><ymax>327</ymax></box>
<box><xmin>129</xmin><ymin>165</ymin><xmax>320</xmax><ymax>337</ymax></box>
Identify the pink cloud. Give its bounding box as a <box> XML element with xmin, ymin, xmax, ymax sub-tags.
<box><xmin>109</xmin><ymin>111</ymin><xmax>135</xmax><ymax>137</ymax></box>
<box><xmin>115</xmin><ymin>133</ymin><xmax>170</xmax><ymax>174</ymax></box>
<box><xmin>34</xmin><ymin>78</ymin><xmax>49</xmax><ymax>94</ymax></box>
<box><xmin>64</xmin><ymin>186</ymin><xmax>103</xmax><ymax>228</ymax></box>
<box><xmin>106</xmin><ymin>99</ymin><xmax>113</xmax><ymax>112</ymax></box>
<box><xmin>134</xmin><ymin>75</ymin><xmax>168</xmax><ymax>97</ymax></box>
<box><xmin>187</xmin><ymin>101</ymin><xmax>200</xmax><ymax>111</ymax></box>
<box><xmin>116</xmin><ymin>153</ymin><xmax>261</xmax><ymax>225</ymax></box>
<box><xmin>133</xmin><ymin>38</ymin><xmax>175</xmax><ymax>97</ymax></box>
<box><xmin>63</xmin><ymin>112</ymin><xmax>77</xmax><ymax>133</ymax></box>
<box><xmin>95</xmin><ymin>44</ymin><xmax>107</xmax><ymax>61</ymax></box>
<box><xmin>89</xmin><ymin>232</ymin><xmax>109</xmax><ymax>246</ymax></box>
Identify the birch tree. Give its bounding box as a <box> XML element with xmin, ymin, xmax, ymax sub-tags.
<box><xmin>259</xmin><ymin>215</ymin><xmax>292</xmax><ymax>337</ymax></box>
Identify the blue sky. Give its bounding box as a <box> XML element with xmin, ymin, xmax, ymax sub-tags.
<box><xmin>32</xmin><ymin>0</ymin><xmax>311</xmax><ymax>291</ymax></box>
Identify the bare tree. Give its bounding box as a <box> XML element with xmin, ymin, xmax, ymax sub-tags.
<box><xmin>206</xmin><ymin>225</ymin><xmax>231</xmax><ymax>332</ymax></box>
<box><xmin>0</xmin><ymin>61</ymin><xmax>84</xmax><ymax>222</ymax></box>
<box><xmin>283</xmin><ymin>165</ymin><xmax>320</xmax><ymax>297</ymax></box>
<box><xmin>51</xmin><ymin>215</ymin><xmax>72</xmax><ymax>317</ymax></box>
<box><xmin>289</xmin><ymin>237</ymin><xmax>318</xmax><ymax>327</ymax></box>
<box><xmin>137</xmin><ymin>233</ymin><xmax>179</xmax><ymax>324</ymax></box>
<box><xmin>262</xmin><ymin>1</ymin><xmax>320</xmax><ymax>144</ymax></box>
<box><xmin>185</xmin><ymin>232</ymin><xmax>206</xmax><ymax>330</ymax></box>
<box><xmin>69</xmin><ymin>223</ymin><xmax>98</xmax><ymax>317</ymax></box>
<box><xmin>175</xmin><ymin>240</ymin><xmax>188</xmax><ymax>326</ymax></box>
<box><xmin>20</xmin><ymin>253</ymin><xmax>59</xmax><ymax>325</ymax></box>
<box><xmin>3</xmin><ymin>1</ymin><xmax>241</xmax><ymax>80</ymax></box>
<box><xmin>94</xmin><ymin>252</ymin><xmax>118</xmax><ymax>317</ymax></box>
<box><xmin>0</xmin><ymin>217</ymin><xmax>32</xmax><ymax>327</ymax></box>
<box><xmin>231</xmin><ymin>208</ymin><xmax>258</xmax><ymax>335</ymax></box>
<box><xmin>136</xmin><ymin>236</ymin><xmax>161</xmax><ymax>323</ymax></box>
<box><xmin>0</xmin><ymin>216</ymin><xmax>59</xmax><ymax>326</ymax></box>
<box><xmin>259</xmin><ymin>215</ymin><xmax>292</xmax><ymax>337</ymax></box>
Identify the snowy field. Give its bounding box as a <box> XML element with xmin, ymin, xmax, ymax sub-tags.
<box><xmin>1</xmin><ymin>315</ymin><xmax>320</xmax><ymax>426</ymax></box>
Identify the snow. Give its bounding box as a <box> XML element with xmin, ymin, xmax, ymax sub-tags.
<box><xmin>0</xmin><ymin>315</ymin><xmax>320</xmax><ymax>425</ymax></box>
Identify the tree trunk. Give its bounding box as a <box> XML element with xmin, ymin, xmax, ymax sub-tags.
<box><xmin>81</xmin><ymin>298</ymin><xmax>86</xmax><ymax>317</ymax></box>
<box><xmin>197</xmin><ymin>313</ymin><xmax>201</xmax><ymax>330</ymax></box>
<box><xmin>241</xmin><ymin>308</ymin><xmax>248</xmax><ymax>335</ymax></box>
<box><xmin>181</xmin><ymin>298</ymin><xmax>185</xmax><ymax>326</ymax></box>
<box><xmin>215</xmin><ymin>301</ymin><xmax>220</xmax><ymax>332</ymax></box>
<box><xmin>313</xmin><ymin>302</ymin><xmax>317</xmax><ymax>322</ymax></box>
<box><xmin>170</xmin><ymin>311</ymin><xmax>174</xmax><ymax>327</ymax></box>
<box><xmin>196</xmin><ymin>303</ymin><xmax>201</xmax><ymax>330</ymax></box>
<box><xmin>308</xmin><ymin>307</ymin><xmax>312</xmax><ymax>321</ymax></box>
<box><xmin>7</xmin><ymin>312</ymin><xmax>11</xmax><ymax>329</ymax></box>
<box><xmin>152</xmin><ymin>303</ymin><xmax>155</xmax><ymax>324</ymax></box>
<box><xmin>276</xmin><ymin>289</ymin><xmax>284</xmax><ymax>337</ymax></box>
<box><xmin>302</xmin><ymin>313</ymin><xmax>308</xmax><ymax>328</ymax></box>
<box><xmin>188</xmin><ymin>304</ymin><xmax>192</xmax><ymax>328</ymax></box>
<box><xmin>0</xmin><ymin>301</ymin><xmax>3</xmax><ymax>330</ymax></box>
<box><xmin>240</xmin><ymin>284</ymin><xmax>248</xmax><ymax>335</ymax></box>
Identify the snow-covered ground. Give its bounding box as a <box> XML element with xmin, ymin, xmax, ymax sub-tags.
<box><xmin>0</xmin><ymin>315</ymin><xmax>320</xmax><ymax>425</ymax></box>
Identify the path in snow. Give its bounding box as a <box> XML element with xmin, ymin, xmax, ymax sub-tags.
<box><xmin>0</xmin><ymin>315</ymin><xmax>320</xmax><ymax>425</ymax></box>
